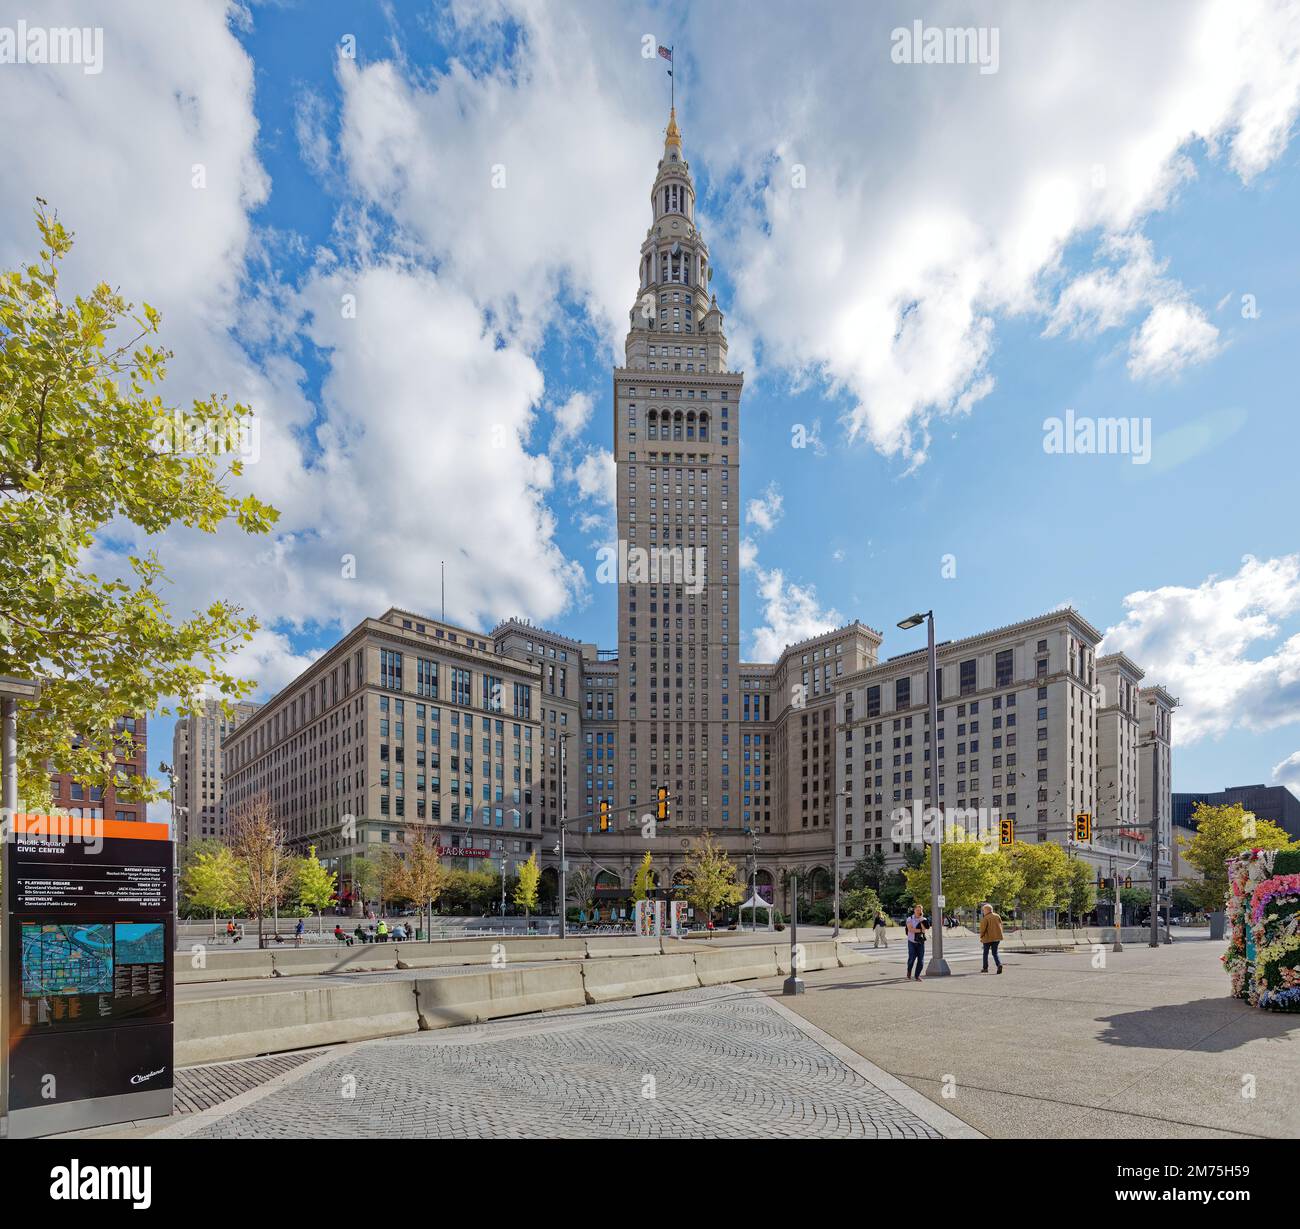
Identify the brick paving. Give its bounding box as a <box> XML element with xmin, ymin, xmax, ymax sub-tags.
<box><xmin>173</xmin><ymin>1050</ymin><xmax>328</xmax><ymax>1115</ymax></box>
<box><xmin>180</xmin><ymin>985</ymin><xmax>947</xmax><ymax>1139</ymax></box>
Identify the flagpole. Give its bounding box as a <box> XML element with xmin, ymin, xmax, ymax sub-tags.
<box><xmin>671</xmin><ymin>45</ymin><xmax>674</xmax><ymax>110</ymax></box>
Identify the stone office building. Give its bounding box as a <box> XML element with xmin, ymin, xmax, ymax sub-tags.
<box><xmin>224</xmin><ymin>108</ymin><xmax>1174</xmax><ymax>912</ymax></box>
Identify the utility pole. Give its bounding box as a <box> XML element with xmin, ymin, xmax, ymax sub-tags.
<box><xmin>558</xmin><ymin>732</ymin><xmax>569</xmax><ymax>939</ymax></box>
<box><xmin>1112</xmin><ymin>854</ymin><xmax>1124</xmax><ymax>953</ymax></box>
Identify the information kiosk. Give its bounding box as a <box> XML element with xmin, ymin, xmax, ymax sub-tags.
<box><xmin>3</xmin><ymin>814</ymin><xmax>174</xmax><ymax>1137</ymax></box>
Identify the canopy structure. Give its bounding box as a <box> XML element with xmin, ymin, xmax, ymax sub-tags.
<box><xmin>739</xmin><ymin>893</ymin><xmax>776</xmax><ymax>931</ymax></box>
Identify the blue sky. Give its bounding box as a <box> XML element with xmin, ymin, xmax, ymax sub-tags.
<box><xmin>2</xmin><ymin>0</ymin><xmax>1298</xmax><ymax>809</ymax></box>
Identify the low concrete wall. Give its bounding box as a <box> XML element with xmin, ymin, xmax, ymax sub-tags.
<box><xmin>777</xmin><ymin>940</ymin><xmax>840</xmax><ymax>974</ymax></box>
<box><xmin>584</xmin><ymin>935</ymin><xmax>662</xmax><ymax>958</ymax></box>
<box><xmin>268</xmin><ymin>946</ymin><xmax>401</xmax><ymax>977</ymax></box>
<box><xmin>582</xmin><ymin>953</ymin><xmax>701</xmax><ymax>1003</ymax></box>
<box><xmin>693</xmin><ymin>944</ymin><xmax>780</xmax><ymax>986</ymax></box>
<box><xmin>175</xmin><ymin>946</ymin><xmax>275</xmax><ymax>984</ymax></box>
<box><xmin>176</xmin><ymin>981</ymin><xmax>419</xmax><ymax>1065</ymax></box>
<box><xmin>415</xmin><ymin>965</ymin><xmax>586</xmax><ymax>1028</ymax></box>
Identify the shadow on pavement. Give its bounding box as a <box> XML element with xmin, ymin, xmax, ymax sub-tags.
<box><xmin>1097</xmin><ymin>997</ymin><xmax>1300</xmax><ymax>1052</ymax></box>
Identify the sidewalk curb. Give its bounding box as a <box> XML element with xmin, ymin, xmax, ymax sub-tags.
<box><xmin>759</xmin><ymin>991</ymin><xmax>986</xmax><ymax>1140</ymax></box>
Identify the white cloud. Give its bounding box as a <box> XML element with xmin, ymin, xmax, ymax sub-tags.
<box><xmin>1103</xmin><ymin>554</ymin><xmax>1300</xmax><ymax>744</ymax></box>
<box><xmin>1126</xmin><ymin>300</ymin><xmax>1223</xmax><ymax>380</ymax></box>
<box><xmin>552</xmin><ymin>392</ymin><xmax>594</xmax><ymax>443</ymax></box>
<box><xmin>572</xmin><ymin>448</ymin><xmax>615</xmax><ymax>507</ymax></box>
<box><xmin>745</xmin><ymin>481</ymin><xmax>784</xmax><ymax>533</ymax></box>
<box><xmin>1272</xmin><ymin>751</ymin><xmax>1300</xmax><ymax>796</ymax></box>
<box><xmin>745</xmin><ymin>544</ymin><xmax>842</xmax><ymax>662</ymax></box>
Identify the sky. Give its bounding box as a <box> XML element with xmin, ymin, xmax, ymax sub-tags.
<box><xmin>2</xmin><ymin>0</ymin><xmax>1299</xmax><ymax>819</ymax></box>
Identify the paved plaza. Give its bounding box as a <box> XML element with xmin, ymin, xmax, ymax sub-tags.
<box><xmin>776</xmin><ymin>933</ymin><xmax>1300</xmax><ymax>1139</ymax></box>
<box><xmin>157</xmin><ymin>986</ymin><xmax>974</xmax><ymax>1140</ymax></box>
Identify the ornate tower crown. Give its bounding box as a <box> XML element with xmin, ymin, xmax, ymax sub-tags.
<box><xmin>624</xmin><ymin>106</ymin><xmax>728</xmax><ymax>373</ymax></box>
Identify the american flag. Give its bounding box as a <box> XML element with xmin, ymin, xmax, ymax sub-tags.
<box><xmin>657</xmin><ymin>45</ymin><xmax>672</xmax><ymax>63</ymax></box>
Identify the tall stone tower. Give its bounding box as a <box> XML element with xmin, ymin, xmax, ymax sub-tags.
<box><xmin>613</xmin><ymin>107</ymin><xmax>744</xmax><ymax>831</ymax></box>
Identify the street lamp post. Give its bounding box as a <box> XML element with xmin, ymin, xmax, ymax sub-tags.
<box><xmin>897</xmin><ymin>611</ymin><xmax>950</xmax><ymax>976</ymax></box>
<box><xmin>833</xmin><ymin>789</ymin><xmax>845</xmax><ymax>940</ymax></box>
<box><xmin>558</xmin><ymin>732</ymin><xmax>570</xmax><ymax>939</ymax></box>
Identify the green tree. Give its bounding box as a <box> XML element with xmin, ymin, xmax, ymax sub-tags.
<box><xmin>842</xmin><ymin>886</ymin><xmax>883</xmax><ymax>928</ymax></box>
<box><xmin>0</xmin><ymin>204</ymin><xmax>278</xmax><ymax>808</ymax></box>
<box><xmin>903</xmin><ymin>829</ymin><xmax>996</xmax><ymax>911</ymax></box>
<box><xmin>1179</xmin><ymin>802</ymin><xmax>1294</xmax><ymax>911</ymax></box>
<box><xmin>631</xmin><ymin>851</ymin><xmax>655</xmax><ymax>903</ymax></box>
<box><xmin>1064</xmin><ymin>858</ymin><xmax>1097</xmax><ymax>924</ymax></box>
<box><xmin>683</xmin><ymin>833</ymin><xmax>744</xmax><ymax>926</ymax></box>
<box><xmin>294</xmin><ymin>844</ymin><xmax>338</xmax><ymax>935</ymax></box>
<box><xmin>351</xmin><ymin>855</ymin><xmax>380</xmax><ymax>914</ymax></box>
<box><xmin>514</xmin><ymin>851</ymin><xmax>541</xmax><ymax>924</ymax></box>
<box><xmin>842</xmin><ymin>849</ymin><xmax>887</xmax><ymax>892</ymax></box>
<box><xmin>181</xmin><ymin>841</ymin><xmax>238</xmax><ymax>934</ymax></box>
<box><xmin>985</xmin><ymin>850</ymin><xmax>1025</xmax><ymax>916</ymax></box>
<box><xmin>1007</xmin><ymin>841</ymin><xmax>1073</xmax><ymax>917</ymax></box>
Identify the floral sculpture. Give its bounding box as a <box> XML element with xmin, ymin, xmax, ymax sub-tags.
<box><xmin>1224</xmin><ymin>848</ymin><xmax>1300</xmax><ymax>1011</ymax></box>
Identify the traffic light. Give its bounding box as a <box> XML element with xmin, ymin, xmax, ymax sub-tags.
<box><xmin>1074</xmin><ymin>812</ymin><xmax>1092</xmax><ymax>842</ymax></box>
<box><xmin>598</xmin><ymin>798</ymin><xmax>610</xmax><ymax>832</ymax></box>
<box><xmin>999</xmin><ymin>818</ymin><xmax>1014</xmax><ymax>847</ymax></box>
<box><xmin>1098</xmin><ymin>876</ymin><xmax>1113</xmax><ymax>891</ymax></box>
<box><xmin>657</xmin><ymin>784</ymin><xmax>670</xmax><ymax>824</ymax></box>
<box><xmin>1159</xmin><ymin>876</ymin><xmax>1167</xmax><ymax>891</ymax></box>
<box><xmin>1124</xmin><ymin>875</ymin><xmax>1132</xmax><ymax>890</ymax></box>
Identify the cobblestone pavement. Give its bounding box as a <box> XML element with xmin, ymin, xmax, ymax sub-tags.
<box><xmin>174</xmin><ymin>1050</ymin><xmax>328</xmax><ymax>1114</ymax></box>
<box><xmin>176</xmin><ymin>985</ymin><xmax>958</xmax><ymax>1139</ymax></box>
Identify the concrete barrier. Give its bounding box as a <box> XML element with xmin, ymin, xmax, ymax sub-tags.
<box><xmin>175</xmin><ymin>981</ymin><xmax>419</xmax><ymax>1065</ymax></box>
<box><xmin>776</xmin><ymin>940</ymin><xmax>840</xmax><ymax>974</ymax></box>
<box><xmin>268</xmin><ymin>945</ymin><xmax>401</xmax><ymax>977</ymax></box>
<box><xmin>174</xmin><ymin>946</ymin><xmax>275</xmax><ymax>984</ymax></box>
<box><xmin>414</xmin><ymin>965</ymin><xmax>586</xmax><ymax>1028</ymax></box>
<box><xmin>503</xmin><ymin>937</ymin><xmax>587</xmax><ymax>962</ymax></box>
<box><xmin>581</xmin><ymin>954</ymin><xmax>701</xmax><ymax>1003</ymax></box>
<box><xmin>836</xmin><ymin>942</ymin><xmax>874</xmax><ymax>967</ymax></box>
<box><xmin>585</xmin><ymin>935</ymin><xmax>662</xmax><ymax>958</ymax></box>
<box><xmin>693</xmin><ymin>944</ymin><xmax>781</xmax><ymax>986</ymax></box>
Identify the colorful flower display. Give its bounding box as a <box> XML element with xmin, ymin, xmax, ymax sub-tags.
<box><xmin>1224</xmin><ymin>848</ymin><xmax>1300</xmax><ymax>1012</ymax></box>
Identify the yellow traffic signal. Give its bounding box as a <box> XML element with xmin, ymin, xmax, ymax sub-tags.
<box><xmin>598</xmin><ymin>798</ymin><xmax>610</xmax><ymax>831</ymax></box>
<box><xmin>1074</xmin><ymin>812</ymin><xmax>1092</xmax><ymax>842</ymax></box>
<box><xmin>657</xmin><ymin>785</ymin><xmax>670</xmax><ymax>823</ymax></box>
<box><xmin>999</xmin><ymin>818</ymin><xmax>1014</xmax><ymax>847</ymax></box>
<box><xmin>1124</xmin><ymin>874</ymin><xmax>1132</xmax><ymax>890</ymax></box>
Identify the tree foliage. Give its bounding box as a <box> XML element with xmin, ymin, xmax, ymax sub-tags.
<box><xmin>683</xmin><ymin>833</ymin><xmax>744</xmax><ymax>918</ymax></box>
<box><xmin>226</xmin><ymin>795</ymin><xmax>293</xmax><ymax>947</ymax></box>
<box><xmin>180</xmin><ymin>841</ymin><xmax>238</xmax><ymax>923</ymax></box>
<box><xmin>631</xmin><ymin>851</ymin><xmax>655</xmax><ymax>902</ymax></box>
<box><xmin>294</xmin><ymin>844</ymin><xmax>338</xmax><ymax>932</ymax></box>
<box><xmin>514</xmin><ymin>851</ymin><xmax>541</xmax><ymax>920</ymax></box>
<box><xmin>0</xmin><ymin>204</ymin><xmax>278</xmax><ymax>807</ymax></box>
<box><xmin>1179</xmin><ymin>802</ymin><xmax>1294</xmax><ymax>910</ymax></box>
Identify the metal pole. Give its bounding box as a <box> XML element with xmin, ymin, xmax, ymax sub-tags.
<box><xmin>1</xmin><ymin>698</ymin><xmax>17</xmax><ymax>1135</ymax></box>
<box><xmin>832</xmin><ymin>791</ymin><xmax>842</xmax><ymax>939</ymax></box>
<box><xmin>559</xmin><ymin>733</ymin><xmax>568</xmax><ymax>939</ymax></box>
<box><xmin>783</xmin><ymin>873</ymin><xmax>804</xmax><ymax>995</ymax></box>
<box><xmin>1112</xmin><ymin>855</ymin><xmax>1124</xmax><ymax>953</ymax></box>
<box><xmin>926</xmin><ymin>612</ymin><xmax>950</xmax><ymax>975</ymax></box>
<box><xmin>1149</xmin><ymin>737</ymin><xmax>1160</xmax><ymax>948</ymax></box>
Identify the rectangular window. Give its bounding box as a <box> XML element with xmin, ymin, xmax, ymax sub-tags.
<box><xmin>995</xmin><ymin>649</ymin><xmax>1013</xmax><ymax>688</ymax></box>
<box><xmin>417</xmin><ymin>658</ymin><xmax>438</xmax><ymax>698</ymax></box>
<box><xmin>867</xmin><ymin>685</ymin><xmax>880</xmax><ymax>718</ymax></box>
<box><xmin>380</xmin><ymin>649</ymin><xmax>403</xmax><ymax>691</ymax></box>
<box><xmin>895</xmin><ymin>678</ymin><xmax>910</xmax><ymax>710</ymax></box>
<box><xmin>960</xmin><ymin>659</ymin><xmax>977</xmax><ymax>696</ymax></box>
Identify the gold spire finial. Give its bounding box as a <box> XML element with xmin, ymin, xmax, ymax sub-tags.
<box><xmin>665</xmin><ymin>106</ymin><xmax>682</xmax><ymax>150</ymax></box>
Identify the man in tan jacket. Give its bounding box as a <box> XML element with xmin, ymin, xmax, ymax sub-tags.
<box><xmin>979</xmin><ymin>903</ymin><xmax>1004</xmax><ymax>973</ymax></box>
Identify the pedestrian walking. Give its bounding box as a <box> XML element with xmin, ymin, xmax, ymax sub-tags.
<box><xmin>980</xmin><ymin>903</ymin><xmax>1004</xmax><ymax>973</ymax></box>
<box><xmin>905</xmin><ymin>904</ymin><xmax>930</xmax><ymax>980</ymax></box>
<box><xmin>873</xmin><ymin>910</ymin><xmax>889</xmax><ymax>948</ymax></box>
